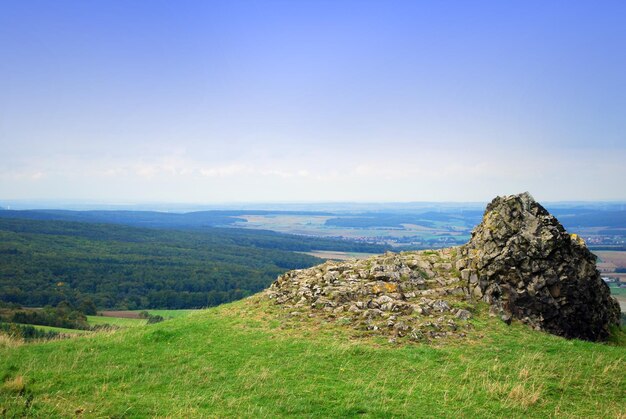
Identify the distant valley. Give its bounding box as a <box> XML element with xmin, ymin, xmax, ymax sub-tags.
<box><xmin>1</xmin><ymin>203</ymin><xmax>624</xmax><ymax>313</ymax></box>
<box><xmin>2</xmin><ymin>202</ymin><xmax>625</xmax><ymax>250</ymax></box>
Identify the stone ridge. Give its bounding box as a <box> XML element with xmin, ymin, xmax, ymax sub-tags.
<box><xmin>267</xmin><ymin>192</ymin><xmax>621</xmax><ymax>342</ymax></box>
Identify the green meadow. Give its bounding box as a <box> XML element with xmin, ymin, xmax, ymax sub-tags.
<box><xmin>87</xmin><ymin>310</ymin><xmax>199</xmax><ymax>328</ymax></box>
<box><xmin>87</xmin><ymin>316</ymin><xmax>146</xmax><ymax>328</ymax></box>
<box><xmin>1</xmin><ymin>296</ymin><xmax>624</xmax><ymax>418</ymax></box>
<box><xmin>140</xmin><ymin>309</ymin><xmax>199</xmax><ymax>319</ymax></box>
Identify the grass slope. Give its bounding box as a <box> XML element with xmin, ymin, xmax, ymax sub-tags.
<box><xmin>1</xmin><ymin>296</ymin><xmax>625</xmax><ymax>418</ymax></box>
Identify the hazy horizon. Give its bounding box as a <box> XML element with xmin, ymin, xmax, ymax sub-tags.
<box><xmin>2</xmin><ymin>196</ymin><xmax>626</xmax><ymax>213</ymax></box>
<box><xmin>2</xmin><ymin>1</ymin><xmax>625</xmax><ymax>203</ymax></box>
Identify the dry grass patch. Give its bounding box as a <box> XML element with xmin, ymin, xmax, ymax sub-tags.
<box><xmin>0</xmin><ymin>334</ymin><xmax>22</xmax><ymax>349</ymax></box>
<box><xmin>2</xmin><ymin>375</ymin><xmax>26</xmax><ymax>394</ymax></box>
<box><xmin>506</xmin><ymin>382</ymin><xmax>543</xmax><ymax>408</ymax></box>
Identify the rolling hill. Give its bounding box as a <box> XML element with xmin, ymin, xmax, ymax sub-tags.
<box><xmin>0</xmin><ymin>296</ymin><xmax>624</xmax><ymax>417</ymax></box>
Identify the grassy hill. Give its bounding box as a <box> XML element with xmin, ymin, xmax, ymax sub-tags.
<box><xmin>1</xmin><ymin>296</ymin><xmax>624</xmax><ymax>417</ymax></box>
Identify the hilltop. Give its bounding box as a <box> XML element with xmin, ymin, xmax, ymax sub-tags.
<box><xmin>0</xmin><ymin>193</ymin><xmax>624</xmax><ymax>417</ymax></box>
<box><xmin>268</xmin><ymin>193</ymin><xmax>620</xmax><ymax>342</ymax></box>
<box><xmin>1</xmin><ymin>296</ymin><xmax>624</xmax><ymax>417</ymax></box>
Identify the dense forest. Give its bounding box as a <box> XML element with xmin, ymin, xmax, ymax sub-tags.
<box><xmin>0</xmin><ymin>218</ymin><xmax>386</xmax><ymax>310</ymax></box>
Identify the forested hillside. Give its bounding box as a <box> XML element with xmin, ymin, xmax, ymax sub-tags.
<box><xmin>0</xmin><ymin>208</ymin><xmax>332</xmax><ymax>231</ymax></box>
<box><xmin>0</xmin><ymin>218</ymin><xmax>384</xmax><ymax>310</ymax></box>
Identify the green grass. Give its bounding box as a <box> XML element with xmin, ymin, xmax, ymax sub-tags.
<box><xmin>87</xmin><ymin>316</ymin><xmax>146</xmax><ymax>328</ymax></box>
<box><xmin>609</xmin><ymin>286</ymin><xmax>626</xmax><ymax>296</ymax></box>
<box><xmin>1</xmin><ymin>296</ymin><xmax>624</xmax><ymax>417</ymax></box>
<box><xmin>87</xmin><ymin>310</ymin><xmax>197</xmax><ymax>327</ymax></box>
<box><xmin>13</xmin><ymin>323</ymin><xmax>90</xmax><ymax>335</ymax></box>
<box><xmin>138</xmin><ymin>309</ymin><xmax>199</xmax><ymax>319</ymax></box>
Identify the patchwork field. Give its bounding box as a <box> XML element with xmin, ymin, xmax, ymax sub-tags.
<box><xmin>233</xmin><ymin>214</ymin><xmax>472</xmax><ymax>248</ymax></box>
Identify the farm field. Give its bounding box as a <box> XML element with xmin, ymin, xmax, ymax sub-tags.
<box><xmin>594</xmin><ymin>250</ymin><xmax>626</xmax><ymax>268</ymax></box>
<box><xmin>234</xmin><ymin>214</ymin><xmax>414</xmax><ymax>238</ymax></box>
<box><xmin>233</xmin><ymin>214</ymin><xmax>473</xmax><ymax>248</ymax></box>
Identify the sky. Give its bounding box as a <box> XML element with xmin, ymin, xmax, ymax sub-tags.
<box><xmin>1</xmin><ymin>0</ymin><xmax>625</xmax><ymax>204</ymax></box>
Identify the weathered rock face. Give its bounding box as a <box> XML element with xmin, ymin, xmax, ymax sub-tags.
<box><xmin>267</xmin><ymin>192</ymin><xmax>621</xmax><ymax>342</ymax></box>
<box><xmin>459</xmin><ymin>192</ymin><xmax>620</xmax><ymax>341</ymax></box>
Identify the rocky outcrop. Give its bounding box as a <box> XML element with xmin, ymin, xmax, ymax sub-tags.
<box><xmin>459</xmin><ymin>192</ymin><xmax>620</xmax><ymax>341</ymax></box>
<box><xmin>267</xmin><ymin>193</ymin><xmax>621</xmax><ymax>342</ymax></box>
<box><xmin>267</xmin><ymin>248</ymin><xmax>472</xmax><ymax>342</ymax></box>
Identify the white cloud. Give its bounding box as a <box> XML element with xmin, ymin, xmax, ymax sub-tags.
<box><xmin>199</xmin><ymin>164</ymin><xmax>251</xmax><ymax>177</ymax></box>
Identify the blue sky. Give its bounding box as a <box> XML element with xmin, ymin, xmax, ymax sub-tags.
<box><xmin>1</xmin><ymin>0</ymin><xmax>625</xmax><ymax>203</ymax></box>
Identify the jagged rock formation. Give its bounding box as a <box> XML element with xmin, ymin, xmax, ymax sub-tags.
<box><xmin>267</xmin><ymin>193</ymin><xmax>621</xmax><ymax>342</ymax></box>
<box><xmin>458</xmin><ymin>192</ymin><xmax>620</xmax><ymax>341</ymax></box>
